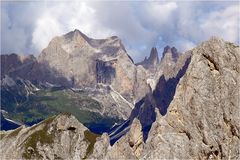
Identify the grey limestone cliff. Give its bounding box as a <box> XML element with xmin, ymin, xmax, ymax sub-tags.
<box><xmin>1</xmin><ymin>37</ymin><xmax>239</xmax><ymax>160</ymax></box>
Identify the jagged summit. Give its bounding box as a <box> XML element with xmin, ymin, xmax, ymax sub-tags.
<box><xmin>63</xmin><ymin>29</ymin><xmax>91</xmax><ymax>43</ymax></box>
<box><xmin>62</xmin><ymin>29</ymin><xmax>125</xmax><ymax>51</ymax></box>
<box><xmin>161</xmin><ymin>45</ymin><xmax>179</xmax><ymax>62</ymax></box>
<box><xmin>136</xmin><ymin>47</ymin><xmax>159</xmax><ymax>70</ymax></box>
<box><xmin>149</xmin><ymin>47</ymin><xmax>159</xmax><ymax>64</ymax></box>
<box><xmin>37</xmin><ymin>29</ymin><xmax>149</xmax><ymax>103</ymax></box>
<box><xmin>137</xmin><ymin>45</ymin><xmax>180</xmax><ymax>71</ymax></box>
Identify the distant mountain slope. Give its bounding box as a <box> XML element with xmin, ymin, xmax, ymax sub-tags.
<box><xmin>37</xmin><ymin>29</ymin><xmax>150</xmax><ymax>103</ymax></box>
<box><xmin>0</xmin><ymin>29</ymin><xmax>151</xmax><ymax>132</ymax></box>
<box><xmin>0</xmin><ymin>76</ymin><xmax>124</xmax><ymax>133</ymax></box>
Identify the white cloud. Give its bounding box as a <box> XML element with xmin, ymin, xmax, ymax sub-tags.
<box><xmin>200</xmin><ymin>5</ymin><xmax>240</xmax><ymax>43</ymax></box>
<box><xmin>175</xmin><ymin>39</ymin><xmax>196</xmax><ymax>52</ymax></box>
<box><xmin>32</xmin><ymin>14</ymin><xmax>63</xmax><ymax>51</ymax></box>
<box><xmin>141</xmin><ymin>2</ymin><xmax>178</xmax><ymax>28</ymax></box>
<box><xmin>1</xmin><ymin>7</ymin><xmax>27</xmax><ymax>54</ymax></box>
<box><xmin>175</xmin><ymin>2</ymin><xmax>240</xmax><ymax>44</ymax></box>
<box><xmin>11</xmin><ymin>1</ymin><xmax>179</xmax><ymax>57</ymax></box>
<box><xmin>31</xmin><ymin>2</ymin><xmax>116</xmax><ymax>52</ymax></box>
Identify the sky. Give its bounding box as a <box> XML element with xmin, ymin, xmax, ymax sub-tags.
<box><xmin>1</xmin><ymin>1</ymin><xmax>239</xmax><ymax>62</ymax></box>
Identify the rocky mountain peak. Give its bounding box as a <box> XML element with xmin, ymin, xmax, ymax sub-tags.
<box><xmin>163</xmin><ymin>45</ymin><xmax>171</xmax><ymax>53</ymax></box>
<box><xmin>36</xmin><ymin>29</ymin><xmax>149</xmax><ymax>103</ymax></box>
<box><xmin>161</xmin><ymin>45</ymin><xmax>179</xmax><ymax>62</ymax></box>
<box><xmin>142</xmin><ymin>37</ymin><xmax>240</xmax><ymax>159</ymax></box>
<box><xmin>63</xmin><ymin>29</ymin><xmax>90</xmax><ymax>43</ymax></box>
<box><xmin>149</xmin><ymin>47</ymin><xmax>159</xmax><ymax>64</ymax></box>
<box><xmin>136</xmin><ymin>47</ymin><xmax>159</xmax><ymax>70</ymax></box>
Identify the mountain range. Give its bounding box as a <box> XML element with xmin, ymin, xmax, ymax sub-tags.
<box><xmin>0</xmin><ymin>29</ymin><xmax>239</xmax><ymax>159</ymax></box>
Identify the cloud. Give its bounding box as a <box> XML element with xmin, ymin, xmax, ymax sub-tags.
<box><xmin>1</xmin><ymin>1</ymin><xmax>45</xmax><ymax>54</ymax></box>
<box><xmin>200</xmin><ymin>5</ymin><xmax>240</xmax><ymax>43</ymax></box>
<box><xmin>138</xmin><ymin>2</ymin><xmax>178</xmax><ymax>29</ymax></box>
<box><xmin>32</xmin><ymin>13</ymin><xmax>63</xmax><ymax>51</ymax></box>
<box><xmin>175</xmin><ymin>2</ymin><xmax>240</xmax><ymax>44</ymax></box>
<box><xmin>1</xmin><ymin>1</ymin><xmax>239</xmax><ymax>62</ymax></box>
<box><xmin>30</xmin><ymin>2</ymin><xmax>116</xmax><ymax>52</ymax></box>
<box><xmin>1</xmin><ymin>5</ymin><xmax>27</xmax><ymax>54</ymax></box>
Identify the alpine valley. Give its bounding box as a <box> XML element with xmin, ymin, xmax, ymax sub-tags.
<box><xmin>0</xmin><ymin>29</ymin><xmax>239</xmax><ymax>159</ymax></box>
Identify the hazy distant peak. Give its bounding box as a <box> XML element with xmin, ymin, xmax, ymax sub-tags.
<box><xmin>162</xmin><ymin>45</ymin><xmax>179</xmax><ymax>62</ymax></box>
<box><xmin>149</xmin><ymin>47</ymin><xmax>159</xmax><ymax>61</ymax></box>
<box><xmin>136</xmin><ymin>47</ymin><xmax>159</xmax><ymax>70</ymax></box>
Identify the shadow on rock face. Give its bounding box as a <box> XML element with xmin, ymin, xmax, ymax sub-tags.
<box><xmin>0</xmin><ymin>53</ymin><xmax>72</xmax><ymax>87</ymax></box>
<box><xmin>110</xmin><ymin>57</ymin><xmax>191</xmax><ymax>144</ymax></box>
<box><xmin>153</xmin><ymin>57</ymin><xmax>191</xmax><ymax>115</ymax></box>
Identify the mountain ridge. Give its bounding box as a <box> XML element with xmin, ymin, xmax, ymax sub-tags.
<box><xmin>1</xmin><ymin>35</ymin><xmax>239</xmax><ymax>159</ymax></box>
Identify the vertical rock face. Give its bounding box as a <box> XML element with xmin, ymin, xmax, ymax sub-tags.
<box><xmin>0</xmin><ymin>54</ymin><xmax>36</xmax><ymax>80</ymax></box>
<box><xmin>144</xmin><ymin>37</ymin><xmax>240</xmax><ymax>159</ymax></box>
<box><xmin>110</xmin><ymin>49</ymin><xmax>190</xmax><ymax>143</ymax></box>
<box><xmin>138</xmin><ymin>45</ymin><xmax>181</xmax><ymax>91</ymax></box>
<box><xmin>105</xmin><ymin>118</ymin><xmax>144</xmax><ymax>159</ymax></box>
<box><xmin>148</xmin><ymin>47</ymin><xmax>159</xmax><ymax>65</ymax></box>
<box><xmin>37</xmin><ymin>29</ymin><xmax>149</xmax><ymax>103</ymax></box>
<box><xmin>128</xmin><ymin>118</ymin><xmax>144</xmax><ymax>157</ymax></box>
<box><xmin>105</xmin><ymin>37</ymin><xmax>239</xmax><ymax>159</ymax></box>
<box><xmin>89</xmin><ymin>133</ymin><xmax>110</xmax><ymax>159</ymax></box>
<box><xmin>162</xmin><ymin>45</ymin><xmax>179</xmax><ymax>62</ymax></box>
<box><xmin>137</xmin><ymin>47</ymin><xmax>159</xmax><ymax>70</ymax></box>
<box><xmin>0</xmin><ymin>53</ymin><xmax>72</xmax><ymax>87</ymax></box>
<box><xmin>153</xmin><ymin>54</ymin><xmax>191</xmax><ymax>115</ymax></box>
<box><xmin>96</xmin><ymin>59</ymin><xmax>116</xmax><ymax>84</ymax></box>
<box><xmin>159</xmin><ymin>45</ymin><xmax>181</xmax><ymax>77</ymax></box>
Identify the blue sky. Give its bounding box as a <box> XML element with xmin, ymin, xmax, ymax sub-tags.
<box><xmin>1</xmin><ymin>1</ymin><xmax>239</xmax><ymax>62</ymax></box>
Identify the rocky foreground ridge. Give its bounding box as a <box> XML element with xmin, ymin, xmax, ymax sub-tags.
<box><xmin>1</xmin><ymin>37</ymin><xmax>239</xmax><ymax>159</ymax></box>
<box><xmin>113</xmin><ymin>37</ymin><xmax>240</xmax><ymax>159</ymax></box>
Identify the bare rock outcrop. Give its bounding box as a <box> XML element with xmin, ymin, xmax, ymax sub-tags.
<box><xmin>89</xmin><ymin>133</ymin><xmax>110</xmax><ymax>159</ymax></box>
<box><xmin>38</xmin><ymin>29</ymin><xmax>149</xmax><ymax>103</ymax></box>
<box><xmin>141</xmin><ymin>45</ymin><xmax>181</xmax><ymax>91</ymax></box>
<box><xmin>0</xmin><ymin>113</ymin><xmax>99</xmax><ymax>159</ymax></box>
<box><xmin>101</xmin><ymin>37</ymin><xmax>239</xmax><ymax>159</ymax></box>
<box><xmin>109</xmin><ymin>47</ymin><xmax>190</xmax><ymax>143</ymax></box>
<box><xmin>136</xmin><ymin>47</ymin><xmax>159</xmax><ymax>70</ymax></box>
<box><xmin>143</xmin><ymin>37</ymin><xmax>240</xmax><ymax>159</ymax></box>
<box><xmin>105</xmin><ymin>118</ymin><xmax>144</xmax><ymax>159</ymax></box>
